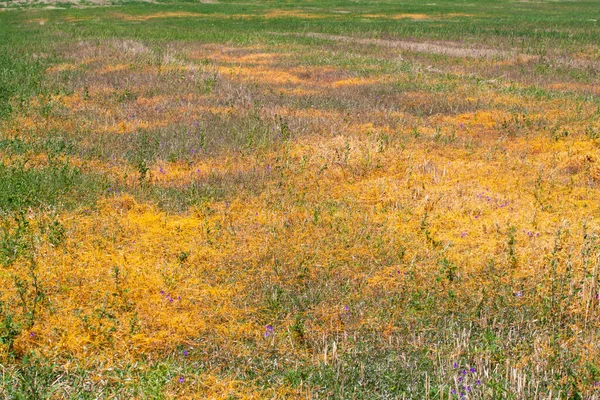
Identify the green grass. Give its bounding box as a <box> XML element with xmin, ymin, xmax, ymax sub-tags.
<box><xmin>0</xmin><ymin>159</ymin><xmax>106</xmax><ymax>213</ymax></box>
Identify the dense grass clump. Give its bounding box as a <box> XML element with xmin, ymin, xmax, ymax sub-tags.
<box><xmin>0</xmin><ymin>161</ymin><xmax>105</xmax><ymax>213</ymax></box>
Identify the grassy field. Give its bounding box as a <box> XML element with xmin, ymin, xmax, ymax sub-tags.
<box><xmin>1</xmin><ymin>0</ymin><xmax>600</xmax><ymax>398</ymax></box>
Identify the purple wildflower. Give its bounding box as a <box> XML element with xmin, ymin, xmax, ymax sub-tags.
<box><xmin>264</xmin><ymin>325</ymin><xmax>274</xmax><ymax>337</ymax></box>
<box><xmin>30</xmin><ymin>332</ymin><xmax>35</xmax><ymax>338</ymax></box>
<box><xmin>460</xmin><ymin>232</ymin><xmax>467</xmax><ymax>238</ymax></box>
<box><xmin>476</xmin><ymin>379</ymin><xmax>482</xmax><ymax>385</ymax></box>
<box><xmin>183</xmin><ymin>350</ymin><xmax>189</xmax><ymax>356</ymax></box>
<box><xmin>179</xmin><ymin>376</ymin><xmax>184</xmax><ymax>383</ymax></box>
<box><xmin>515</xmin><ymin>291</ymin><xmax>523</xmax><ymax>298</ymax></box>
<box><xmin>470</xmin><ymin>367</ymin><xmax>476</xmax><ymax>373</ymax></box>
<box><xmin>453</xmin><ymin>362</ymin><xmax>458</xmax><ymax>369</ymax></box>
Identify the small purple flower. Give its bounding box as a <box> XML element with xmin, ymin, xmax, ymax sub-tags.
<box><xmin>30</xmin><ymin>332</ymin><xmax>35</xmax><ymax>338</ymax></box>
<box><xmin>458</xmin><ymin>376</ymin><xmax>463</xmax><ymax>382</ymax></box>
<box><xmin>453</xmin><ymin>362</ymin><xmax>458</xmax><ymax>369</ymax></box>
<box><xmin>515</xmin><ymin>291</ymin><xmax>523</xmax><ymax>298</ymax></box>
<box><xmin>595</xmin><ymin>293</ymin><xmax>599</xmax><ymax>299</ymax></box>
<box><xmin>467</xmin><ymin>386</ymin><xmax>471</xmax><ymax>392</ymax></box>
<box><xmin>344</xmin><ymin>305</ymin><xmax>349</xmax><ymax>312</ymax></box>
<box><xmin>470</xmin><ymin>367</ymin><xmax>476</xmax><ymax>373</ymax></box>
<box><xmin>183</xmin><ymin>350</ymin><xmax>189</xmax><ymax>356</ymax></box>
<box><xmin>451</xmin><ymin>390</ymin><xmax>457</xmax><ymax>395</ymax></box>
<box><xmin>267</xmin><ymin>164</ymin><xmax>271</xmax><ymax>171</ymax></box>
<box><xmin>178</xmin><ymin>376</ymin><xmax>184</xmax><ymax>383</ymax></box>
<box><xmin>462</xmin><ymin>370</ymin><xmax>467</xmax><ymax>375</ymax></box>
<box><xmin>460</xmin><ymin>232</ymin><xmax>467</xmax><ymax>238</ymax></box>
<box><xmin>476</xmin><ymin>379</ymin><xmax>482</xmax><ymax>385</ymax></box>
<box><xmin>264</xmin><ymin>325</ymin><xmax>274</xmax><ymax>337</ymax></box>
<box><xmin>595</xmin><ymin>381</ymin><xmax>600</xmax><ymax>387</ymax></box>
<box><xmin>459</xmin><ymin>123</ymin><xmax>465</xmax><ymax>129</ymax></box>
<box><xmin>159</xmin><ymin>167</ymin><xmax>165</xmax><ymax>174</ymax></box>
<box><xmin>160</xmin><ymin>290</ymin><xmax>165</xmax><ymax>295</ymax></box>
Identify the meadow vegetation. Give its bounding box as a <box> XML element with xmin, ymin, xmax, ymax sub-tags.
<box><xmin>1</xmin><ymin>0</ymin><xmax>600</xmax><ymax>398</ymax></box>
